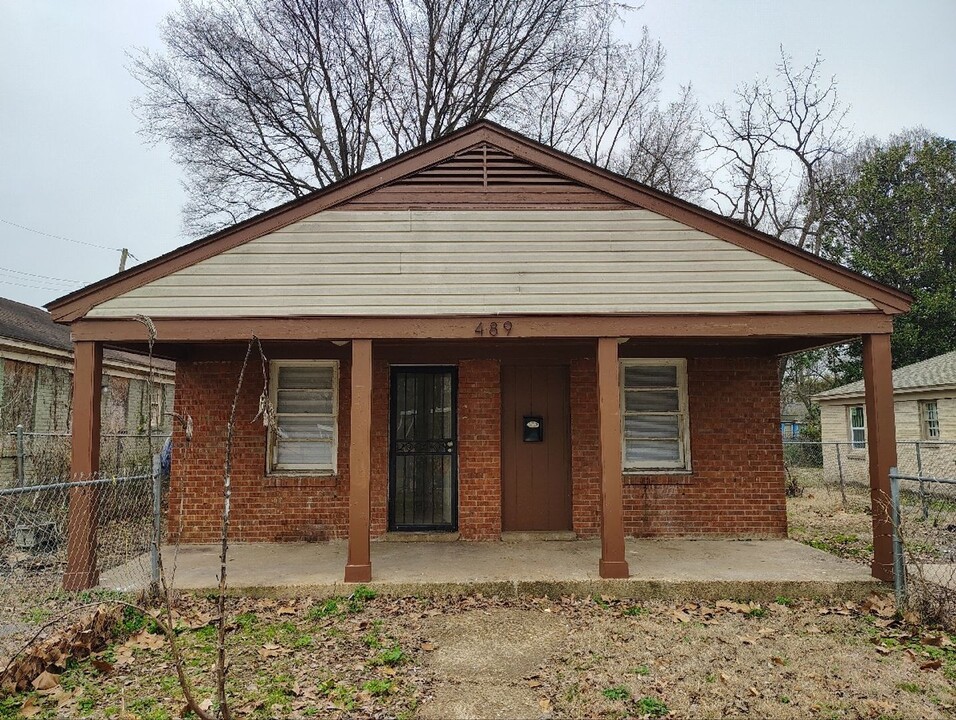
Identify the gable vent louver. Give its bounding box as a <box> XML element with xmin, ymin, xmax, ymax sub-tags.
<box><xmin>392</xmin><ymin>143</ymin><xmax>575</xmax><ymax>187</ymax></box>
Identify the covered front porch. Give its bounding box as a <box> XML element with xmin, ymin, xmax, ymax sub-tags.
<box><xmin>100</xmin><ymin>537</ymin><xmax>880</xmax><ymax>601</ymax></box>
<box><xmin>61</xmin><ymin>313</ymin><xmax>902</xmax><ymax>591</ymax></box>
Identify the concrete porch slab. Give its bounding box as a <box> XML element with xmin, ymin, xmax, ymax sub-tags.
<box><xmin>103</xmin><ymin>538</ymin><xmax>883</xmax><ymax>602</ymax></box>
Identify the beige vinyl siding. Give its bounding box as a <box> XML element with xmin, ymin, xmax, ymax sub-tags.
<box><xmin>88</xmin><ymin>210</ymin><xmax>878</xmax><ymax>318</ymax></box>
<box><xmin>818</xmin><ymin>395</ymin><xmax>956</xmax><ymax>481</ymax></box>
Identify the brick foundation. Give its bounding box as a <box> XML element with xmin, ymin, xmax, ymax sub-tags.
<box><xmin>170</xmin><ymin>352</ymin><xmax>785</xmax><ymax>543</ymax></box>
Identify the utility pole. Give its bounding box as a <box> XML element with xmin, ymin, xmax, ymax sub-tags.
<box><xmin>118</xmin><ymin>248</ymin><xmax>129</xmax><ymax>272</ymax></box>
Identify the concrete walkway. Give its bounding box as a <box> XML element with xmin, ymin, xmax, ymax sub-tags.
<box><xmin>103</xmin><ymin>538</ymin><xmax>882</xmax><ymax>601</ymax></box>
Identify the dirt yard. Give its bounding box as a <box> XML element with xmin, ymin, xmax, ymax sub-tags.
<box><xmin>786</xmin><ymin>469</ymin><xmax>876</xmax><ymax>565</ymax></box>
<box><xmin>787</xmin><ymin>467</ymin><xmax>956</xmax><ymax>567</ymax></box>
<box><xmin>2</xmin><ymin>472</ymin><xmax>955</xmax><ymax>718</ymax></box>
<box><xmin>2</xmin><ymin>590</ymin><xmax>955</xmax><ymax>719</ymax></box>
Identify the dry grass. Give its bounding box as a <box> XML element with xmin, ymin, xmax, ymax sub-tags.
<box><xmin>2</xmin><ymin>593</ymin><xmax>955</xmax><ymax>719</ymax></box>
<box><xmin>786</xmin><ymin>469</ymin><xmax>875</xmax><ymax>564</ymax></box>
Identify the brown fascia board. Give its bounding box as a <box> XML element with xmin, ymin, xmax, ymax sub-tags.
<box><xmin>46</xmin><ymin>120</ymin><xmax>913</xmax><ymax>322</ymax></box>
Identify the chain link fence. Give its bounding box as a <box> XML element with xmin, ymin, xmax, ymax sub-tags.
<box><xmin>784</xmin><ymin>440</ymin><xmax>956</xmax><ymax>627</ymax></box>
<box><xmin>783</xmin><ymin>439</ymin><xmax>956</xmax><ymax>508</ymax></box>
<box><xmin>0</xmin><ymin>428</ymin><xmax>169</xmax><ymax>488</ymax></box>
<box><xmin>0</xmin><ymin>465</ymin><xmax>166</xmax><ymax>662</ymax></box>
<box><xmin>891</xmin><ymin>470</ymin><xmax>956</xmax><ymax>629</ymax></box>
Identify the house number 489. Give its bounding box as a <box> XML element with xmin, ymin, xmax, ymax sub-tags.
<box><xmin>474</xmin><ymin>321</ymin><xmax>512</xmax><ymax>337</ymax></box>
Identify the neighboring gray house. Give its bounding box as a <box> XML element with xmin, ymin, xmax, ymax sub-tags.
<box><xmin>814</xmin><ymin>350</ymin><xmax>956</xmax><ymax>482</ymax></box>
<box><xmin>0</xmin><ymin>298</ymin><xmax>175</xmax><ymax>483</ymax></box>
<box><xmin>780</xmin><ymin>400</ymin><xmax>809</xmax><ymax>438</ymax></box>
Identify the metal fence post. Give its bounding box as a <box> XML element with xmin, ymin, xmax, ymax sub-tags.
<box><xmin>835</xmin><ymin>442</ymin><xmax>847</xmax><ymax>510</ymax></box>
<box><xmin>151</xmin><ymin>453</ymin><xmax>162</xmax><ymax>591</ymax></box>
<box><xmin>915</xmin><ymin>441</ymin><xmax>928</xmax><ymax>521</ymax></box>
<box><xmin>889</xmin><ymin>467</ymin><xmax>906</xmax><ymax>608</ymax></box>
<box><xmin>15</xmin><ymin>424</ymin><xmax>25</xmax><ymax>487</ymax></box>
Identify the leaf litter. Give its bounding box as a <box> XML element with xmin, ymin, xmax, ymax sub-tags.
<box><xmin>1</xmin><ymin>591</ymin><xmax>954</xmax><ymax>719</ymax></box>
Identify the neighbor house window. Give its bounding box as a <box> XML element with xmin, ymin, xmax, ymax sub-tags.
<box><xmin>269</xmin><ymin>361</ymin><xmax>338</xmax><ymax>473</ymax></box>
<box><xmin>920</xmin><ymin>400</ymin><xmax>940</xmax><ymax>440</ymax></box>
<box><xmin>848</xmin><ymin>405</ymin><xmax>866</xmax><ymax>449</ymax></box>
<box><xmin>621</xmin><ymin>359</ymin><xmax>690</xmax><ymax>471</ymax></box>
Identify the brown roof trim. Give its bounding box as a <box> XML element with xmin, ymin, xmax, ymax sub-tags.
<box><xmin>46</xmin><ymin>120</ymin><xmax>912</xmax><ymax>322</ymax></box>
<box><xmin>69</xmin><ymin>310</ymin><xmax>893</xmax><ymax>343</ymax></box>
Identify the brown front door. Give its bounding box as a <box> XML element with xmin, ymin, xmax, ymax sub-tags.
<box><xmin>501</xmin><ymin>364</ymin><xmax>572</xmax><ymax>531</ymax></box>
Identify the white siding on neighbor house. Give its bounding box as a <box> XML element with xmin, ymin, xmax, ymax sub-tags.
<box><xmin>818</xmin><ymin>396</ymin><xmax>956</xmax><ymax>482</ymax></box>
<box><xmin>87</xmin><ymin>210</ymin><xmax>878</xmax><ymax>318</ymax></box>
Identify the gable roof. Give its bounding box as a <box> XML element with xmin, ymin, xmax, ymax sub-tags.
<box><xmin>815</xmin><ymin>350</ymin><xmax>956</xmax><ymax>401</ymax></box>
<box><xmin>0</xmin><ymin>297</ymin><xmax>174</xmax><ymax>371</ymax></box>
<box><xmin>46</xmin><ymin>120</ymin><xmax>912</xmax><ymax>322</ymax></box>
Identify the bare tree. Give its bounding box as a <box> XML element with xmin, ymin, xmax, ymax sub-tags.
<box><xmin>130</xmin><ymin>0</ymin><xmax>701</xmax><ymax>233</ymax></box>
<box><xmin>512</xmin><ymin>17</ymin><xmax>704</xmax><ymax>197</ymax></box>
<box><xmin>703</xmin><ymin>49</ymin><xmax>851</xmax><ymax>254</ymax></box>
<box><xmin>613</xmin><ymin>85</ymin><xmax>705</xmax><ymax>199</ymax></box>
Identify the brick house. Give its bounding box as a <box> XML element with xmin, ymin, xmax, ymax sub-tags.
<box><xmin>46</xmin><ymin>122</ymin><xmax>910</xmax><ymax>589</ymax></box>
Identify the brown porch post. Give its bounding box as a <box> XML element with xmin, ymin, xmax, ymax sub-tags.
<box><xmin>345</xmin><ymin>339</ymin><xmax>373</xmax><ymax>582</ymax></box>
<box><xmin>862</xmin><ymin>333</ymin><xmax>897</xmax><ymax>582</ymax></box>
<box><xmin>596</xmin><ymin>337</ymin><xmax>630</xmax><ymax>579</ymax></box>
<box><xmin>63</xmin><ymin>340</ymin><xmax>103</xmax><ymax>590</ymax></box>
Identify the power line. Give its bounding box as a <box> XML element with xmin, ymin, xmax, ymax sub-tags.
<box><xmin>0</xmin><ymin>264</ymin><xmax>87</xmax><ymax>285</ymax></box>
<box><xmin>0</xmin><ymin>277</ymin><xmax>79</xmax><ymax>293</ymax></box>
<box><xmin>0</xmin><ymin>217</ymin><xmax>127</xmax><ymax>253</ymax></box>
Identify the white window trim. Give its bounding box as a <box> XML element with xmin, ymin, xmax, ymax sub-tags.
<box><xmin>919</xmin><ymin>399</ymin><xmax>940</xmax><ymax>441</ymax></box>
<box><xmin>848</xmin><ymin>405</ymin><xmax>866</xmax><ymax>451</ymax></box>
<box><xmin>620</xmin><ymin>358</ymin><xmax>691</xmax><ymax>473</ymax></box>
<box><xmin>267</xmin><ymin>360</ymin><xmax>339</xmax><ymax>475</ymax></box>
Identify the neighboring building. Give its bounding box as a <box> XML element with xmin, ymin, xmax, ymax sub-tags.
<box><xmin>780</xmin><ymin>401</ymin><xmax>809</xmax><ymax>438</ymax></box>
<box><xmin>46</xmin><ymin>121</ymin><xmax>910</xmax><ymax>588</ymax></box>
<box><xmin>0</xmin><ymin>297</ymin><xmax>175</xmax><ymax>483</ymax></box>
<box><xmin>815</xmin><ymin>350</ymin><xmax>956</xmax><ymax>483</ymax></box>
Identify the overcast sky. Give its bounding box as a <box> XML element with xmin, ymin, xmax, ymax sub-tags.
<box><xmin>1</xmin><ymin>0</ymin><xmax>954</xmax><ymax>309</ymax></box>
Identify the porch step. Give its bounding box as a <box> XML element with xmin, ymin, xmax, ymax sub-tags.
<box><xmin>380</xmin><ymin>532</ymin><xmax>461</xmax><ymax>543</ymax></box>
<box><xmin>501</xmin><ymin>531</ymin><xmax>577</xmax><ymax>543</ymax></box>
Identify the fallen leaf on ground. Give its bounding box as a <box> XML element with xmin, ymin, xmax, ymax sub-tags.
<box><xmin>124</xmin><ymin>630</ymin><xmax>165</xmax><ymax>651</ymax></box>
<box><xmin>258</xmin><ymin>643</ymin><xmax>288</xmax><ymax>659</ymax></box>
<box><xmin>32</xmin><ymin>670</ymin><xmax>60</xmax><ymax>691</ymax></box>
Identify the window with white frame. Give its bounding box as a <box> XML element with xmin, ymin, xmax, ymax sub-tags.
<box><xmin>848</xmin><ymin>405</ymin><xmax>866</xmax><ymax>449</ymax></box>
<box><xmin>269</xmin><ymin>361</ymin><xmax>338</xmax><ymax>473</ymax></box>
<box><xmin>920</xmin><ymin>400</ymin><xmax>940</xmax><ymax>440</ymax></box>
<box><xmin>621</xmin><ymin>359</ymin><xmax>690</xmax><ymax>471</ymax></box>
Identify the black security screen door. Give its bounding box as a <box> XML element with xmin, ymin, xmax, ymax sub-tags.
<box><xmin>389</xmin><ymin>367</ymin><xmax>458</xmax><ymax>531</ymax></box>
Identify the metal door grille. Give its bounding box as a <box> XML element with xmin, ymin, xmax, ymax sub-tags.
<box><xmin>388</xmin><ymin>367</ymin><xmax>457</xmax><ymax>531</ymax></box>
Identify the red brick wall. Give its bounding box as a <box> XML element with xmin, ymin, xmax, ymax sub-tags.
<box><xmin>457</xmin><ymin>359</ymin><xmax>502</xmax><ymax>540</ymax></box>
<box><xmin>170</xmin><ymin>352</ymin><xmax>783</xmax><ymax>543</ymax></box>
<box><xmin>170</xmin><ymin>356</ymin><xmax>503</xmax><ymax>542</ymax></box>
<box><xmin>169</xmin><ymin>359</ymin><xmax>355</xmax><ymax>542</ymax></box>
<box><xmin>570</xmin><ymin>355</ymin><xmax>787</xmax><ymax>539</ymax></box>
